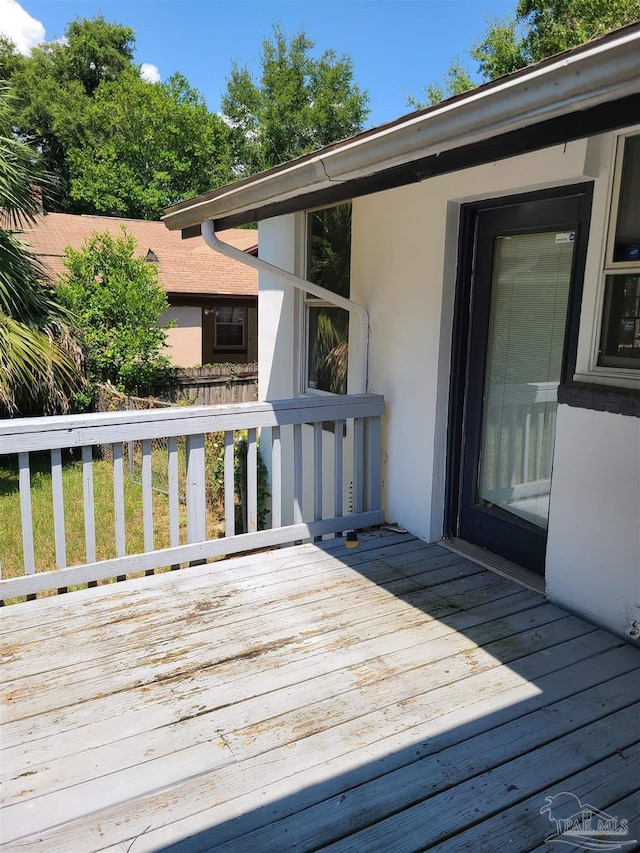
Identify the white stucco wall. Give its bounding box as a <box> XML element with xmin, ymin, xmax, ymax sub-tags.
<box><xmin>546</xmin><ymin>406</ymin><xmax>640</xmax><ymax>638</ymax></box>
<box><xmin>258</xmin><ymin>132</ymin><xmax>640</xmax><ymax>636</ymax></box>
<box><xmin>161</xmin><ymin>306</ymin><xmax>202</xmax><ymax>368</ymax></box>
<box><xmin>350</xmin><ymin>139</ymin><xmax>594</xmax><ymax>543</ymax></box>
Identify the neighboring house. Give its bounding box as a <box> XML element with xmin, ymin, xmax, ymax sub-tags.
<box><xmin>163</xmin><ymin>23</ymin><xmax>640</xmax><ymax>640</ymax></box>
<box><xmin>24</xmin><ymin>212</ymin><xmax>258</xmax><ymax>367</ymax></box>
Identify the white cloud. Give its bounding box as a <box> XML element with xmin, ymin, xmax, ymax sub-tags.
<box><xmin>140</xmin><ymin>63</ymin><xmax>160</xmax><ymax>84</ymax></box>
<box><xmin>0</xmin><ymin>0</ymin><xmax>45</xmax><ymax>55</ymax></box>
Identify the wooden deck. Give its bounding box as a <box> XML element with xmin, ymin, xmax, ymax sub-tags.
<box><xmin>2</xmin><ymin>531</ymin><xmax>639</xmax><ymax>852</ymax></box>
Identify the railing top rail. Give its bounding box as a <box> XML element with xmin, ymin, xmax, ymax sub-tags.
<box><xmin>0</xmin><ymin>394</ymin><xmax>385</xmax><ymax>455</ymax></box>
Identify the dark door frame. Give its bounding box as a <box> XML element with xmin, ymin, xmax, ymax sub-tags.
<box><xmin>444</xmin><ymin>182</ymin><xmax>594</xmax><ymax>559</ymax></box>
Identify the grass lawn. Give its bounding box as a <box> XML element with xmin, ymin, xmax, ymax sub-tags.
<box><xmin>0</xmin><ymin>450</ymin><xmax>225</xmax><ymax>595</ymax></box>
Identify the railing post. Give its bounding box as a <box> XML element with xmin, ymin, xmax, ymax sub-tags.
<box><xmin>224</xmin><ymin>430</ymin><xmax>235</xmax><ymax>537</ymax></box>
<box><xmin>365</xmin><ymin>415</ymin><xmax>383</xmax><ymax>512</ymax></box>
<box><xmin>186</xmin><ymin>433</ymin><xmax>206</xmax><ymax>555</ymax></box>
<box><xmin>293</xmin><ymin>422</ymin><xmax>303</xmax><ymax>524</ymax></box>
<box><xmin>353</xmin><ymin>418</ymin><xmax>365</xmax><ymax>515</ymax></box>
<box><xmin>271</xmin><ymin>426</ymin><xmax>282</xmax><ymax>529</ymax></box>
<box><xmin>313</xmin><ymin>422</ymin><xmax>323</xmax><ymax>541</ymax></box>
<box><xmin>247</xmin><ymin>428</ymin><xmax>258</xmax><ymax>533</ymax></box>
<box><xmin>18</xmin><ymin>452</ymin><xmax>35</xmax><ymax>578</ymax></box>
<box><xmin>81</xmin><ymin>445</ymin><xmax>96</xmax><ymax>565</ymax></box>
<box><xmin>334</xmin><ymin>420</ymin><xmax>345</xmax><ymax>537</ymax></box>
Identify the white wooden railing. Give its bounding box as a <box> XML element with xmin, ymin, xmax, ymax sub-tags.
<box><xmin>0</xmin><ymin>395</ymin><xmax>385</xmax><ymax>602</ymax></box>
<box><xmin>483</xmin><ymin>381</ymin><xmax>558</xmax><ymax>502</ymax></box>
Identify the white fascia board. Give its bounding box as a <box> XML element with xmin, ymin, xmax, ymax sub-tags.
<box><xmin>163</xmin><ymin>27</ymin><xmax>640</xmax><ymax>231</ymax></box>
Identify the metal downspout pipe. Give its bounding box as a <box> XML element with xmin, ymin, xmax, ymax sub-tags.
<box><xmin>201</xmin><ymin>219</ymin><xmax>369</xmax><ymax>394</ymax></box>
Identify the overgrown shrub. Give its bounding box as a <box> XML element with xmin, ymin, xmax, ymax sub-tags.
<box><xmin>58</xmin><ymin>227</ymin><xmax>173</xmax><ymax>405</ymax></box>
<box><xmin>205</xmin><ymin>431</ymin><xmax>270</xmax><ymax>532</ymax></box>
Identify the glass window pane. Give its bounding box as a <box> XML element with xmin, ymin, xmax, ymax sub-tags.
<box><xmin>599</xmin><ymin>275</ymin><xmax>640</xmax><ymax>366</ymax></box>
<box><xmin>479</xmin><ymin>232</ymin><xmax>575</xmax><ymax>530</ymax></box>
<box><xmin>217</xmin><ymin>307</ymin><xmax>234</xmax><ymax>323</ymax></box>
<box><xmin>307</xmin><ymin>306</ymin><xmax>349</xmax><ymax>394</ymax></box>
<box><xmin>306</xmin><ymin>203</ymin><xmax>352</xmax><ymax>393</ymax></box>
<box><xmin>216</xmin><ymin>307</ymin><xmax>245</xmax><ymax>324</ymax></box>
<box><xmin>215</xmin><ymin>307</ymin><xmax>245</xmax><ymax>348</ymax></box>
<box><xmin>216</xmin><ymin>324</ymin><xmax>244</xmax><ymax>347</ymax></box>
<box><xmin>308</xmin><ymin>204</ymin><xmax>352</xmax><ymax>299</ymax></box>
<box><xmin>613</xmin><ymin>135</ymin><xmax>640</xmax><ymax>263</ymax></box>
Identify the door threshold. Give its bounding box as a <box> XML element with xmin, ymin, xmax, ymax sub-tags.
<box><xmin>440</xmin><ymin>537</ymin><xmax>545</xmax><ymax>594</ymax></box>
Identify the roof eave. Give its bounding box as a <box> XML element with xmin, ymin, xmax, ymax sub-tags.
<box><xmin>163</xmin><ymin>24</ymin><xmax>640</xmax><ymax>233</ymax></box>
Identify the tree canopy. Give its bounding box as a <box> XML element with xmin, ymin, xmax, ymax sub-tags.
<box><xmin>1</xmin><ymin>17</ymin><xmax>370</xmax><ymax>217</ymax></box>
<box><xmin>67</xmin><ymin>70</ymin><xmax>232</xmax><ymax>219</ymax></box>
<box><xmin>221</xmin><ymin>24</ymin><xmax>370</xmax><ymax>175</ymax></box>
<box><xmin>410</xmin><ymin>0</ymin><xmax>640</xmax><ymax>107</ymax></box>
<box><xmin>1</xmin><ymin>16</ymin><xmax>233</xmax><ymax>219</ymax></box>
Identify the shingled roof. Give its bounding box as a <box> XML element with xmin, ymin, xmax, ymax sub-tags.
<box><xmin>22</xmin><ymin>212</ymin><xmax>258</xmax><ymax>298</ymax></box>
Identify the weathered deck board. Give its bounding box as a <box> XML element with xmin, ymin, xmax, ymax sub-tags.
<box><xmin>429</xmin><ymin>744</ymin><xmax>640</xmax><ymax>853</ymax></box>
<box><xmin>210</xmin><ymin>680</ymin><xmax>640</xmax><ymax>853</ymax></box>
<box><xmin>1</xmin><ymin>545</ymin><xmax>472</xmax><ymax>679</ymax></box>
<box><xmin>1</xmin><ymin>533</ymin><xmax>638</xmax><ymax>853</ymax></box>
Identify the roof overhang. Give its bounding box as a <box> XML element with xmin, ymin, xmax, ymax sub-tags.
<box><xmin>163</xmin><ymin>23</ymin><xmax>640</xmax><ymax>235</ymax></box>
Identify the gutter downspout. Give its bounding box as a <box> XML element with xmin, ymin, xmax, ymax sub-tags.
<box><xmin>201</xmin><ymin>219</ymin><xmax>369</xmax><ymax>394</ymax></box>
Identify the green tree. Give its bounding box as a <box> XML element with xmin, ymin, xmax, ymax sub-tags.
<box><xmin>0</xmin><ymin>85</ymin><xmax>83</xmax><ymax>415</ymax></box>
<box><xmin>58</xmin><ymin>228</ymin><xmax>173</xmax><ymax>397</ymax></box>
<box><xmin>406</xmin><ymin>61</ymin><xmax>474</xmax><ymax>110</ymax></box>
<box><xmin>2</xmin><ymin>16</ymin><xmax>231</xmax><ymax>218</ymax></box>
<box><xmin>67</xmin><ymin>70</ymin><xmax>232</xmax><ymax>219</ymax></box>
<box><xmin>474</xmin><ymin>0</ymin><xmax>640</xmax><ymax>79</ymax></box>
<box><xmin>410</xmin><ymin>0</ymin><xmax>640</xmax><ymax>107</ymax></box>
<box><xmin>2</xmin><ymin>18</ymin><xmax>135</xmax><ymax>204</ymax></box>
<box><xmin>222</xmin><ymin>24</ymin><xmax>369</xmax><ymax>174</ymax></box>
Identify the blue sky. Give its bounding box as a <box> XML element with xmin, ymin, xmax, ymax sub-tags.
<box><xmin>2</xmin><ymin>0</ymin><xmax>515</xmax><ymax>127</ymax></box>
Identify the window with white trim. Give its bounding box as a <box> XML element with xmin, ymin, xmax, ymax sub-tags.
<box><xmin>305</xmin><ymin>203</ymin><xmax>352</xmax><ymax>394</ymax></box>
<box><xmin>598</xmin><ymin>132</ymin><xmax>640</xmax><ymax>369</ymax></box>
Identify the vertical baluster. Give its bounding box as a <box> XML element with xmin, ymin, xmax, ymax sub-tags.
<box><xmin>81</xmin><ymin>445</ymin><xmax>96</xmax><ymax>586</ymax></box>
<box><xmin>50</xmin><ymin>448</ymin><xmax>66</xmax><ymax>570</ymax></box>
<box><xmin>313</xmin><ymin>422</ymin><xmax>323</xmax><ymax>540</ymax></box>
<box><xmin>18</xmin><ymin>452</ymin><xmax>35</xmax><ymax>599</ymax></box>
<box><xmin>50</xmin><ymin>449</ymin><xmax>67</xmax><ymax>595</ymax></box>
<box><xmin>508</xmin><ymin>406</ymin><xmax>517</xmax><ymax>489</ymax></box>
<box><xmin>271</xmin><ymin>426</ymin><xmax>281</xmax><ymax>529</ymax></box>
<box><xmin>353</xmin><ymin>418</ymin><xmax>364</xmax><ymax>515</ymax></box>
<box><xmin>128</xmin><ymin>441</ymin><xmax>135</xmax><ymax>478</ymax></box>
<box><xmin>365</xmin><ymin>415</ymin><xmax>383</xmax><ymax>512</ymax></box>
<box><xmin>546</xmin><ymin>408</ymin><xmax>557</xmax><ymax>476</ymax></box>
<box><xmin>113</xmin><ymin>442</ymin><xmax>126</xmax><ymax>581</ymax></box>
<box><xmin>247</xmin><ymin>428</ymin><xmax>258</xmax><ymax>533</ymax></box>
<box><xmin>168</xmin><ymin>437</ymin><xmax>180</xmax><ymax>569</ymax></box>
<box><xmin>523</xmin><ymin>412</ymin><xmax>531</xmax><ymax>484</ymax></box>
<box><xmin>293</xmin><ymin>422</ymin><xmax>303</xmax><ymax>524</ymax></box>
<box><xmin>141</xmin><ymin>439</ymin><xmax>154</xmax><ymax>574</ymax></box>
<box><xmin>536</xmin><ymin>410</ymin><xmax>545</xmax><ymax>480</ymax></box>
<box><xmin>186</xmin><ymin>433</ymin><xmax>206</xmax><ymax>555</ymax></box>
<box><xmin>313</xmin><ymin>422</ymin><xmax>323</xmax><ymax>520</ymax></box>
<box><xmin>224</xmin><ymin>430</ymin><xmax>235</xmax><ymax>538</ymax></box>
<box><xmin>334</xmin><ymin>420</ymin><xmax>344</xmax><ymax>536</ymax></box>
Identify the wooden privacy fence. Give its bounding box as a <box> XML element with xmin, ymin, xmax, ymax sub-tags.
<box><xmin>153</xmin><ymin>363</ymin><xmax>258</xmax><ymax>406</ymax></box>
<box><xmin>0</xmin><ymin>395</ymin><xmax>385</xmax><ymax>602</ymax></box>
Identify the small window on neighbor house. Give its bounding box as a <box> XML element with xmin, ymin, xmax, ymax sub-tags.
<box><xmin>214</xmin><ymin>307</ymin><xmax>246</xmax><ymax>349</ymax></box>
<box><xmin>599</xmin><ymin>133</ymin><xmax>640</xmax><ymax>369</ymax></box>
<box><xmin>306</xmin><ymin>203</ymin><xmax>352</xmax><ymax>394</ymax></box>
